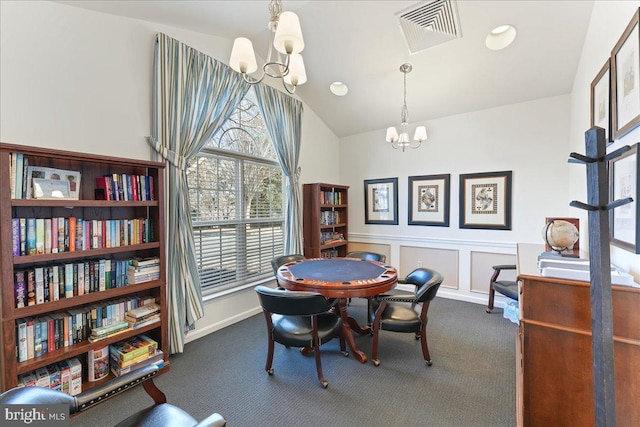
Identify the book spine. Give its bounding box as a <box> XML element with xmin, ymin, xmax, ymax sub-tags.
<box><xmin>87</xmin><ymin>345</ymin><xmax>109</xmax><ymax>382</ymax></box>
<box><xmin>77</xmin><ymin>262</ymin><xmax>84</xmax><ymax>296</ymax></box>
<box><xmin>64</xmin><ymin>263</ymin><xmax>74</xmax><ymax>298</ymax></box>
<box><xmin>11</xmin><ymin>218</ymin><xmax>20</xmax><ymax>256</ymax></box>
<box><xmin>34</xmin><ymin>267</ymin><xmax>44</xmax><ymax>304</ymax></box>
<box><xmin>26</xmin><ymin>318</ymin><xmax>34</xmax><ymax>360</ymax></box>
<box><xmin>26</xmin><ymin>269</ymin><xmax>35</xmax><ymax>306</ymax></box>
<box><xmin>19</xmin><ymin>218</ymin><xmax>26</xmax><ymax>255</ymax></box>
<box><xmin>14</xmin><ymin>270</ymin><xmax>26</xmax><ymax>308</ymax></box>
<box><xmin>26</xmin><ymin>218</ymin><xmax>36</xmax><ymax>255</ymax></box>
<box><xmin>16</xmin><ymin>319</ymin><xmax>27</xmax><ymax>362</ymax></box>
<box><xmin>35</xmin><ymin>218</ymin><xmax>45</xmax><ymax>254</ymax></box>
<box><xmin>44</xmin><ymin>218</ymin><xmax>52</xmax><ymax>254</ymax></box>
<box><xmin>68</xmin><ymin>217</ymin><xmax>76</xmax><ymax>252</ymax></box>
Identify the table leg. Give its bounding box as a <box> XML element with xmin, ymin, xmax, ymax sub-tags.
<box><xmin>336</xmin><ymin>299</ymin><xmax>367</xmax><ymax>363</ymax></box>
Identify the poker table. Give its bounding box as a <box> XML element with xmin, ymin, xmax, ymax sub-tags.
<box><xmin>276</xmin><ymin>257</ymin><xmax>398</xmax><ymax>363</ymax></box>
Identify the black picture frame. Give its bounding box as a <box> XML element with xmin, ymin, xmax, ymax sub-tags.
<box><xmin>591</xmin><ymin>59</ymin><xmax>612</xmax><ymax>143</ymax></box>
<box><xmin>611</xmin><ymin>8</ymin><xmax>640</xmax><ymax>140</ymax></box>
<box><xmin>459</xmin><ymin>171</ymin><xmax>512</xmax><ymax>230</ymax></box>
<box><xmin>408</xmin><ymin>174</ymin><xmax>450</xmax><ymax>226</ymax></box>
<box><xmin>609</xmin><ymin>143</ymin><xmax>640</xmax><ymax>253</ymax></box>
<box><xmin>364</xmin><ymin>177</ymin><xmax>398</xmax><ymax>225</ymax></box>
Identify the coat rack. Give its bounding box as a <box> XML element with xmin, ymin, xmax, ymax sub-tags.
<box><xmin>568</xmin><ymin>126</ymin><xmax>633</xmax><ymax>427</ymax></box>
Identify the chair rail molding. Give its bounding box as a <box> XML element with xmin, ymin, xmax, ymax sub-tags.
<box><xmin>348</xmin><ymin>232</ymin><xmax>518</xmax><ymax>252</ymax></box>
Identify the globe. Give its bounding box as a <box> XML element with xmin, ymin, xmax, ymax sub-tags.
<box><xmin>542</xmin><ymin>219</ymin><xmax>580</xmax><ymax>253</ymax></box>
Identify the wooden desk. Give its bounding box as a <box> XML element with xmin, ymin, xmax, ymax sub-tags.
<box><xmin>516</xmin><ymin>243</ymin><xmax>640</xmax><ymax>426</ymax></box>
<box><xmin>276</xmin><ymin>257</ymin><xmax>397</xmax><ymax>363</ymax></box>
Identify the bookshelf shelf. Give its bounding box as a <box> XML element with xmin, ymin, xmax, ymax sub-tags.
<box><xmin>303</xmin><ymin>183</ymin><xmax>349</xmax><ymax>258</ymax></box>
<box><xmin>0</xmin><ymin>142</ymin><xmax>169</xmax><ymax>399</ymax></box>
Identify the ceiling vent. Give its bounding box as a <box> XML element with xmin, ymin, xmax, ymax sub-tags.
<box><xmin>396</xmin><ymin>0</ymin><xmax>462</xmax><ymax>54</ymax></box>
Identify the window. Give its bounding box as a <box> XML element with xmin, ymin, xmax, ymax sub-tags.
<box><xmin>187</xmin><ymin>92</ymin><xmax>284</xmax><ymax>294</ymax></box>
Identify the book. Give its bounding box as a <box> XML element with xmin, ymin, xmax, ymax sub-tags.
<box><xmin>67</xmin><ymin>357</ymin><xmax>82</xmax><ymax>395</ymax></box>
<box><xmin>128</xmin><ymin>315</ymin><xmax>161</xmax><ymax>330</ymax></box>
<box><xmin>35</xmin><ymin>218</ymin><xmax>45</xmax><ymax>254</ymax></box>
<box><xmin>110</xmin><ymin>334</ymin><xmax>158</xmax><ymax>363</ymax></box>
<box><xmin>130</xmin><ymin>257</ymin><xmax>160</xmax><ymax>267</ymax></box>
<box><xmin>34</xmin><ymin>267</ymin><xmax>44</xmax><ymax>304</ymax></box>
<box><xmin>90</xmin><ymin>320</ymin><xmax>130</xmax><ymax>339</ymax></box>
<box><xmin>11</xmin><ymin>218</ymin><xmax>20</xmax><ymax>256</ymax></box>
<box><xmin>16</xmin><ymin>319</ymin><xmax>28</xmax><ymax>362</ymax></box>
<box><xmin>110</xmin><ymin>350</ymin><xmax>164</xmax><ymax>375</ymax></box>
<box><xmin>26</xmin><ymin>218</ymin><xmax>36</xmax><ymax>255</ymax></box>
<box><xmin>44</xmin><ymin>218</ymin><xmax>52</xmax><ymax>254</ymax></box>
<box><xmin>19</xmin><ymin>218</ymin><xmax>26</xmax><ymax>255</ymax></box>
<box><xmin>87</xmin><ymin>345</ymin><xmax>110</xmax><ymax>382</ymax></box>
<box><xmin>125</xmin><ymin>302</ymin><xmax>160</xmax><ymax>320</ymax></box>
<box><xmin>14</xmin><ymin>270</ymin><xmax>26</xmax><ymax>308</ymax></box>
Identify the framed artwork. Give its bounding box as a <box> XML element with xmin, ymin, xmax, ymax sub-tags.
<box><xmin>611</xmin><ymin>8</ymin><xmax>640</xmax><ymax>140</ymax></box>
<box><xmin>609</xmin><ymin>143</ymin><xmax>640</xmax><ymax>253</ymax></box>
<box><xmin>459</xmin><ymin>171</ymin><xmax>512</xmax><ymax>230</ymax></box>
<box><xmin>364</xmin><ymin>177</ymin><xmax>398</xmax><ymax>225</ymax></box>
<box><xmin>591</xmin><ymin>59</ymin><xmax>612</xmax><ymax>143</ymax></box>
<box><xmin>408</xmin><ymin>174</ymin><xmax>450</xmax><ymax>226</ymax></box>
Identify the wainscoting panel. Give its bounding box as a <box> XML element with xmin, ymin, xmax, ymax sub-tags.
<box><xmin>470</xmin><ymin>251</ymin><xmax>518</xmax><ymax>294</ymax></box>
<box><xmin>399</xmin><ymin>246</ymin><xmax>459</xmax><ymax>289</ymax></box>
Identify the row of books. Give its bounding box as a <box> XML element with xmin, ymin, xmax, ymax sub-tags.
<box><xmin>320</xmin><ymin>231</ymin><xmax>344</xmax><ymax>245</ymax></box>
<box><xmin>320</xmin><ymin>190</ymin><xmax>343</xmax><ymax>205</ymax></box>
<box><xmin>319</xmin><ymin>210</ymin><xmax>344</xmax><ymax>226</ymax></box>
<box><xmin>9</xmin><ymin>153</ymin><xmax>81</xmax><ymax>200</ymax></box>
<box><xmin>18</xmin><ymin>357</ymin><xmax>82</xmax><ymax>396</ymax></box>
<box><xmin>320</xmin><ymin>248</ymin><xmax>341</xmax><ymax>258</ymax></box>
<box><xmin>14</xmin><ymin>258</ymin><xmax>146</xmax><ymax>308</ymax></box>
<box><xmin>11</xmin><ymin>216</ymin><xmax>155</xmax><ymax>257</ymax></box>
<box><xmin>95</xmin><ymin>173</ymin><xmax>155</xmax><ymax>201</ymax></box>
<box><xmin>125</xmin><ymin>302</ymin><xmax>161</xmax><ymax>329</ymax></box>
<box><xmin>15</xmin><ymin>296</ymin><xmax>156</xmax><ymax>362</ymax></box>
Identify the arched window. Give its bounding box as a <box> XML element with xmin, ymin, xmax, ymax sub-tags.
<box><xmin>187</xmin><ymin>89</ymin><xmax>284</xmax><ymax>293</ymax></box>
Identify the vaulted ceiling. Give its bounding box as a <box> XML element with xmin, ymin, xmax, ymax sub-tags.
<box><xmin>56</xmin><ymin>0</ymin><xmax>594</xmax><ymax>138</ymax></box>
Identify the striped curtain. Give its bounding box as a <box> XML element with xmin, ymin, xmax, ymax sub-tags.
<box><xmin>254</xmin><ymin>84</ymin><xmax>304</xmax><ymax>254</ymax></box>
<box><xmin>148</xmin><ymin>33</ymin><xmax>250</xmax><ymax>353</ymax></box>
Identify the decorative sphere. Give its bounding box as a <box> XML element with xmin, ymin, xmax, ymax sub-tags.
<box><xmin>542</xmin><ymin>220</ymin><xmax>579</xmax><ymax>252</ymax></box>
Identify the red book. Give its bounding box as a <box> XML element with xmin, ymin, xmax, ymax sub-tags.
<box><xmin>131</xmin><ymin>175</ymin><xmax>138</xmax><ymax>201</ymax></box>
<box><xmin>68</xmin><ymin>217</ymin><xmax>76</xmax><ymax>252</ymax></box>
<box><xmin>95</xmin><ymin>176</ymin><xmax>110</xmax><ymax>200</ymax></box>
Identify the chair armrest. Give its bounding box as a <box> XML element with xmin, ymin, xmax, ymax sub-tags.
<box><xmin>492</xmin><ymin>264</ymin><xmax>516</xmax><ymax>271</ymax></box>
<box><xmin>195</xmin><ymin>413</ymin><xmax>227</xmax><ymax>427</ymax></box>
<box><xmin>76</xmin><ymin>364</ymin><xmax>160</xmax><ymax>412</ymax></box>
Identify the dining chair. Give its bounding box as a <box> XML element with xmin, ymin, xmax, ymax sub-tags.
<box><xmin>254</xmin><ymin>285</ymin><xmax>347</xmax><ymax>388</ymax></box>
<box><xmin>370</xmin><ymin>267</ymin><xmax>443</xmax><ymax>367</ymax></box>
<box><xmin>270</xmin><ymin>254</ymin><xmax>305</xmax><ymax>277</ymax></box>
<box><xmin>0</xmin><ymin>364</ymin><xmax>227</xmax><ymax>427</ymax></box>
<box><xmin>486</xmin><ymin>264</ymin><xmax>518</xmax><ymax>313</ymax></box>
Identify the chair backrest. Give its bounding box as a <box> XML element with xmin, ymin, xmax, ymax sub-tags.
<box><xmin>271</xmin><ymin>254</ymin><xmax>305</xmax><ymax>276</ymax></box>
<box><xmin>404</xmin><ymin>268</ymin><xmax>444</xmax><ymax>303</ymax></box>
<box><xmin>255</xmin><ymin>285</ymin><xmax>332</xmax><ymax>316</ymax></box>
<box><xmin>345</xmin><ymin>251</ymin><xmax>386</xmax><ymax>263</ymax></box>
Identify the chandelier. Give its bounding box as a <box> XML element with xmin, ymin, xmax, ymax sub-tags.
<box><xmin>386</xmin><ymin>63</ymin><xmax>427</xmax><ymax>151</ymax></box>
<box><xmin>229</xmin><ymin>0</ymin><xmax>306</xmax><ymax>94</ymax></box>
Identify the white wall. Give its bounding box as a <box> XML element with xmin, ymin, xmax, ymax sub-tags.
<box><xmin>0</xmin><ymin>1</ymin><xmax>339</xmax><ymax>343</ymax></box>
<box><xmin>568</xmin><ymin>1</ymin><xmax>640</xmax><ymax>280</ymax></box>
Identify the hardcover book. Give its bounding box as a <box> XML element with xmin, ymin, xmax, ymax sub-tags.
<box><xmin>87</xmin><ymin>345</ymin><xmax>109</xmax><ymax>382</ymax></box>
<box><xmin>110</xmin><ymin>334</ymin><xmax>158</xmax><ymax>363</ymax></box>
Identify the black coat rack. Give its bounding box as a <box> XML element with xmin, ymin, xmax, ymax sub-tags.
<box><xmin>569</xmin><ymin>126</ymin><xmax>633</xmax><ymax>426</ymax></box>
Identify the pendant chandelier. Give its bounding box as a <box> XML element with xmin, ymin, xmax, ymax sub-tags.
<box><xmin>386</xmin><ymin>63</ymin><xmax>427</xmax><ymax>151</ymax></box>
<box><xmin>229</xmin><ymin>0</ymin><xmax>306</xmax><ymax>94</ymax></box>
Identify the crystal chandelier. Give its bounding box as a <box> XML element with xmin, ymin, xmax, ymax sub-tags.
<box><xmin>229</xmin><ymin>0</ymin><xmax>306</xmax><ymax>94</ymax></box>
<box><xmin>386</xmin><ymin>63</ymin><xmax>427</xmax><ymax>151</ymax></box>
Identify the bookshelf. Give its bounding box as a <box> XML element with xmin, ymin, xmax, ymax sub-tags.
<box><xmin>0</xmin><ymin>142</ymin><xmax>168</xmax><ymax>394</ymax></box>
<box><xmin>303</xmin><ymin>183</ymin><xmax>349</xmax><ymax>258</ymax></box>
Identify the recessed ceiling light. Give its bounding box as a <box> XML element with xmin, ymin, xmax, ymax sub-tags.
<box><xmin>485</xmin><ymin>24</ymin><xmax>517</xmax><ymax>50</ymax></box>
<box><xmin>330</xmin><ymin>82</ymin><xmax>348</xmax><ymax>96</ymax></box>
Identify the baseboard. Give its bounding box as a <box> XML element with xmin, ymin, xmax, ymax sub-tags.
<box><xmin>184</xmin><ymin>306</ymin><xmax>262</xmax><ymax>344</ymax></box>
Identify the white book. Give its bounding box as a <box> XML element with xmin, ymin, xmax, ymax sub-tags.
<box><xmin>16</xmin><ymin>319</ymin><xmax>28</xmax><ymax>362</ymax></box>
<box><xmin>34</xmin><ymin>267</ymin><xmax>44</xmax><ymax>304</ymax></box>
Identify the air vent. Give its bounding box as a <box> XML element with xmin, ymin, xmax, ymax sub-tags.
<box><xmin>396</xmin><ymin>0</ymin><xmax>462</xmax><ymax>54</ymax></box>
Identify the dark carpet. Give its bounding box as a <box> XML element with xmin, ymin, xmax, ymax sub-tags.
<box><xmin>71</xmin><ymin>297</ymin><xmax>516</xmax><ymax>427</ymax></box>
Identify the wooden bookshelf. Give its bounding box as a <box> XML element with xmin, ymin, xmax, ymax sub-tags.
<box><xmin>0</xmin><ymin>142</ymin><xmax>169</xmax><ymax>394</ymax></box>
<box><xmin>303</xmin><ymin>183</ymin><xmax>349</xmax><ymax>258</ymax></box>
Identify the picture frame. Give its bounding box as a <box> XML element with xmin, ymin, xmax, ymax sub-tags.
<box><xmin>32</xmin><ymin>178</ymin><xmax>71</xmax><ymax>199</ymax></box>
<box><xmin>591</xmin><ymin>59</ymin><xmax>612</xmax><ymax>143</ymax></box>
<box><xmin>25</xmin><ymin>165</ymin><xmax>81</xmax><ymax>200</ymax></box>
<box><xmin>609</xmin><ymin>143</ymin><xmax>640</xmax><ymax>253</ymax></box>
<box><xmin>408</xmin><ymin>174</ymin><xmax>450</xmax><ymax>226</ymax></box>
<box><xmin>459</xmin><ymin>171</ymin><xmax>512</xmax><ymax>230</ymax></box>
<box><xmin>611</xmin><ymin>8</ymin><xmax>640</xmax><ymax>140</ymax></box>
<box><xmin>364</xmin><ymin>177</ymin><xmax>398</xmax><ymax>225</ymax></box>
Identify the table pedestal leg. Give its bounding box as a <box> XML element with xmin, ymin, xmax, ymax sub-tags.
<box><xmin>336</xmin><ymin>299</ymin><xmax>367</xmax><ymax>363</ymax></box>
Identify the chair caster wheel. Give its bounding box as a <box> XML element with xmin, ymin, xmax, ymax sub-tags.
<box><xmin>373</xmin><ymin>359</ymin><xmax>380</xmax><ymax>367</ymax></box>
<box><xmin>320</xmin><ymin>380</ymin><xmax>328</xmax><ymax>388</ymax></box>
<box><xmin>415</xmin><ymin>335</ymin><xmax>420</xmax><ymax>340</ymax></box>
<box><xmin>426</xmin><ymin>360</ymin><xmax>433</xmax><ymax>366</ymax></box>
<box><xmin>486</xmin><ymin>308</ymin><xmax>492</xmax><ymax>313</ymax></box>
<box><xmin>267</xmin><ymin>368</ymin><xmax>274</xmax><ymax>375</ymax></box>
<box><xmin>342</xmin><ymin>351</ymin><xmax>349</xmax><ymax>357</ymax></box>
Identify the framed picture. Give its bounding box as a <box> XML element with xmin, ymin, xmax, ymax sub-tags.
<box><xmin>459</xmin><ymin>171</ymin><xmax>512</xmax><ymax>230</ymax></box>
<box><xmin>609</xmin><ymin>143</ymin><xmax>640</xmax><ymax>253</ymax></box>
<box><xmin>364</xmin><ymin>177</ymin><xmax>398</xmax><ymax>225</ymax></box>
<box><xmin>591</xmin><ymin>59</ymin><xmax>612</xmax><ymax>143</ymax></box>
<box><xmin>611</xmin><ymin>8</ymin><xmax>640</xmax><ymax>140</ymax></box>
<box><xmin>32</xmin><ymin>178</ymin><xmax>70</xmax><ymax>199</ymax></box>
<box><xmin>25</xmin><ymin>165</ymin><xmax>81</xmax><ymax>200</ymax></box>
<box><xmin>408</xmin><ymin>174</ymin><xmax>450</xmax><ymax>226</ymax></box>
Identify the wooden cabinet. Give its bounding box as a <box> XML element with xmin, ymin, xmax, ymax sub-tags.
<box><xmin>302</xmin><ymin>183</ymin><xmax>348</xmax><ymax>258</ymax></box>
<box><xmin>0</xmin><ymin>142</ymin><xmax>168</xmax><ymax>394</ymax></box>
<box><xmin>516</xmin><ymin>244</ymin><xmax>640</xmax><ymax>426</ymax></box>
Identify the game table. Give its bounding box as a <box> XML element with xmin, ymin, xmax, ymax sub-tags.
<box><xmin>275</xmin><ymin>257</ymin><xmax>398</xmax><ymax>363</ymax></box>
